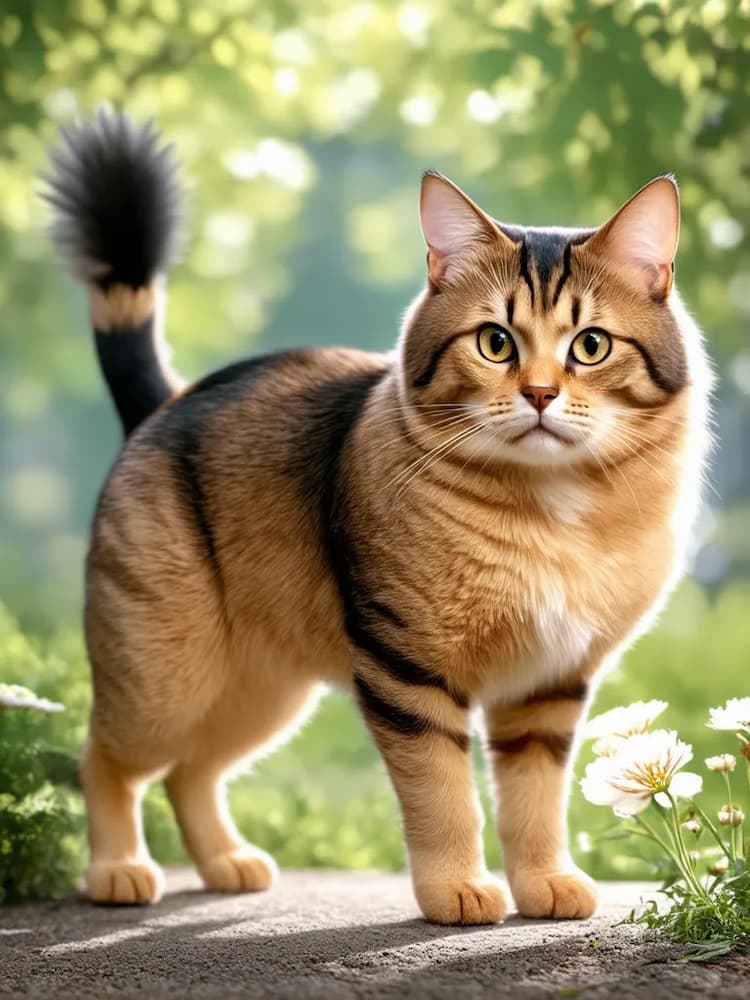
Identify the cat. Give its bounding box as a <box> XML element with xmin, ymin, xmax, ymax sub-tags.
<box><xmin>45</xmin><ymin>109</ymin><xmax>711</xmax><ymax>924</ymax></box>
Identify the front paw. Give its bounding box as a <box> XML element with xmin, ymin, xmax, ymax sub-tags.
<box><xmin>87</xmin><ymin>859</ymin><xmax>165</xmax><ymax>904</ymax></box>
<box><xmin>200</xmin><ymin>846</ymin><xmax>278</xmax><ymax>893</ymax></box>
<box><xmin>415</xmin><ymin>876</ymin><xmax>508</xmax><ymax>925</ymax></box>
<box><xmin>511</xmin><ymin>868</ymin><xmax>598</xmax><ymax>919</ymax></box>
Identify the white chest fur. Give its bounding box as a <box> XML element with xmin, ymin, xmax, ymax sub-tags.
<box><xmin>480</xmin><ymin>574</ymin><xmax>597</xmax><ymax>707</ymax></box>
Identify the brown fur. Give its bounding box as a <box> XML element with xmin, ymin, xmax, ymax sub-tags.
<box><xmin>74</xmin><ymin>174</ymin><xmax>710</xmax><ymax>925</ymax></box>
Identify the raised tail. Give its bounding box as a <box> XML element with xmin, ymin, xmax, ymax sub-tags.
<box><xmin>43</xmin><ymin>109</ymin><xmax>185</xmax><ymax>436</ymax></box>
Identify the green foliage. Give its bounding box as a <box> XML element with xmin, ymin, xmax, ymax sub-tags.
<box><xmin>571</xmin><ymin>579</ymin><xmax>750</xmax><ymax>879</ymax></box>
<box><xmin>0</xmin><ymin>709</ymin><xmax>84</xmax><ymax>903</ymax></box>
<box><xmin>627</xmin><ymin>864</ymin><xmax>750</xmax><ymax>961</ymax></box>
<box><xmin>5</xmin><ymin>578</ymin><xmax>750</xmax><ymax>896</ymax></box>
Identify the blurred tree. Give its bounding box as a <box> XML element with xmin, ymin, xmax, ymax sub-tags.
<box><xmin>0</xmin><ymin>0</ymin><xmax>748</xmax><ymax>625</ymax></box>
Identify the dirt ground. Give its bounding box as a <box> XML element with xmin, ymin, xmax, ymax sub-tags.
<box><xmin>0</xmin><ymin>869</ymin><xmax>748</xmax><ymax>998</ymax></box>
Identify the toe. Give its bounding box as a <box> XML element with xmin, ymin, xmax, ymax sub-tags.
<box><xmin>201</xmin><ymin>847</ymin><xmax>278</xmax><ymax>893</ymax></box>
<box><xmin>87</xmin><ymin>861</ymin><xmax>164</xmax><ymax>905</ymax></box>
<box><xmin>512</xmin><ymin>869</ymin><xmax>598</xmax><ymax>919</ymax></box>
<box><xmin>417</xmin><ymin>876</ymin><xmax>508</xmax><ymax>925</ymax></box>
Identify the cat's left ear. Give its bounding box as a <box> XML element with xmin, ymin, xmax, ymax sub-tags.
<box><xmin>587</xmin><ymin>176</ymin><xmax>680</xmax><ymax>301</ymax></box>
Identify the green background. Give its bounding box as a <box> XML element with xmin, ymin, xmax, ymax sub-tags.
<box><xmin>1</xmin><ymin>0</ymin><xmax>748</xmax><ymax>885</ymax></box>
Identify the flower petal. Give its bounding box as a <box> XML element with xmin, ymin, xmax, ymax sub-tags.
<box><xmin>585</xmin><ymin>700</ymin><xmax>668</xmax><ymax>740</ymax></box>
<box><xmin>613</xmin><ymin>792</ymin><xmax>652</xmax><ymax>816</ymax></box>
<box><xmin>581</xmin><ymin>758</ymin><xmax>622</xmax><ymax>806</ymax></box>
<box><xmin>670</xmin><ymin>771</ymin><xmax>703</xmax><ymax>800</ymax></box>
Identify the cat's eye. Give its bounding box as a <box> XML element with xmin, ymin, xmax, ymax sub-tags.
<box><xmin>477</xmin><ymin>324</ymin><xmax>516</xmax><ymax>364</ymax></box>
<box><xmin>569</xmin><ymin>328</ymin><xmax>612</xmax><ymax>366</ymax></box>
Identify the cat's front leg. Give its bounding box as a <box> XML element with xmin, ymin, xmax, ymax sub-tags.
<box><xmin>484</xmin><ymin>680</ymin><xmax>598</xmax><ymax>919</ymax></box>
<box><xmin>353</xmin><ymin>653</ymin><xmax>507</xmax><ymax>925</ymax></box>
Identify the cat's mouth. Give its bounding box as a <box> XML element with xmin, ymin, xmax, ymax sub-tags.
<box><xmin>509</xmin><ymin>422</ymin><xmax>573</xmax><ymax>446</ymax></box>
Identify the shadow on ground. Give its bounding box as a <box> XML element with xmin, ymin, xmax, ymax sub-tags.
<box><xmin>0</xmin><ymin>870</ymin><xmax>747</xmax><ymax>998</ymax></box>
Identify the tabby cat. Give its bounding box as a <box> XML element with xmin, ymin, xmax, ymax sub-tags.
<box><xmin>45</xmin><ymin>110</ymin><xmax>711</xmax><ymax>924</ymax></box>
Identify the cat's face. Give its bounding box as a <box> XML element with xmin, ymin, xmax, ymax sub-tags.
<box><xmin>401</xmin><ymin>174</ymin><xmax>688</xmax><ymax>469</ymax></box>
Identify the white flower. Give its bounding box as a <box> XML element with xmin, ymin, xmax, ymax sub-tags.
<box><xmin>710</xmin><ymin>857</ymin><xmax>729</xmax><ymax>875</ymax></box>
<box><xmin>705</xmin><ymin>754</ymin><xmax>736</xmax><ymax>772</ymax></box>
<box><xmin>707</xmin><ymin>698</ymin><xmax>750</xmax><ymax>732</ymax></box>
<box><xmin>718</xmin><ymin>805</ymin><xmax>744</xmax><ymax>827</ymax></box>
<box><xmin>581</xmin><ymin>730</ymin><xmax>702</xmax><ymax>816</ymax></box>
<box><xmin>0</xmin><ymin>683</ymin><xmax>64</xmax><ymax>714</ymax></box>
<box><xmin>585</xmin><ymin>700</ymin><xmax>668</xmax><ymax>756</ymax></box>
<box><xmin>683</xmin><ymin>819</ymin><xmax>702</xmax><ymax>836</ymax></box>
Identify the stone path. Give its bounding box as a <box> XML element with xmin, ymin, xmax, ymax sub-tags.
<box><xmin>0</xmin><ymin>870</ymin><xmax>748</xmax><ymax>998</ymax></box>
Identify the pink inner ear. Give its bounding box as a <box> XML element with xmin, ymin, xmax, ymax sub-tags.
<box><xmin>419</xmin><ymin>174</ymin><xmax>495</xmax><ymax>259</ymax></box>
<box><xmin>602</xmin><ymin>179</ymin><xmax>680</xmax><ymax>270</ymax></box>
<box><xmin>597</xmin><ymin>178</ymin><xmax>680</xmax><ymax>297</ymax></box>
<box><xmin>426</xmin><ymin>246</ymin><xmax>447</xmax><ymax>287</ymax></box>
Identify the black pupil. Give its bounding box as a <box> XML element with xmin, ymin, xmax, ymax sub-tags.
<box><xmin>583</xmin><ymin>332</ymin><xmax>600</xmax><ymax>356</ymax></box>
<box><xmin>490</xmin><ymin>329</ymin><xmax>506</xmax><ymax>355</ymax></box>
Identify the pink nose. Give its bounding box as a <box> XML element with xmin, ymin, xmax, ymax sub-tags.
<box><xmin>522</xmin><ymin>385</ymin><xmax>559</xmax><ymax>414</ymax></box>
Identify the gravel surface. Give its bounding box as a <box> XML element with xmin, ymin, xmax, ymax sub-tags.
<box><xmin>0</xmin><ymin>870</ymin><xmax>747</xmax><ymax>998</ymax></box>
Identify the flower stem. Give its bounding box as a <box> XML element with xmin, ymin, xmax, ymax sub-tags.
<box><xmin>722</xmin><ymin>770</ymin><xmax>737</xmax><ymax>862</ymax></box>
<box><xmin>664</xmin><ymin>793</ymin><xmax>710</xmax><ymax>900</ymax></box>
<box><xmin>693</xmin><ymin>803</ymin><xmax>733</xmax><ymax>862</ymax></box>
<box><xmin>654</xmin><ymin>805</ymin><xmax>696</xmax><ymax>893</ymax></box>
<box><xmin>633</xmin><ymin>812</ymin><xmax>674</xmax><ymax>858</ymax></box>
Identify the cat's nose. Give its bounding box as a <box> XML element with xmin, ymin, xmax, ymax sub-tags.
<box><xmin>522</xmin><ymin>385</ymin><xmax>559</xmax><ymax>413</ymax></box>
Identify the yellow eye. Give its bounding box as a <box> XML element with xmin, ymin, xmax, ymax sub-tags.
<box><xmin>477</xmin><ymin>324</ymin><xmax>516</xmax><ymax>363</ymax></box>
<box><xmin>570</xmin><ymin>328</ymin><xmax>612</xmax><ymax>365</ymax></box>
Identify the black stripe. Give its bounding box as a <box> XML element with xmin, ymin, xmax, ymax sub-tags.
<box><xmin>551</xmin><ymin>242</ymin><xmax>573</xmax><ymax>306</ymax></box>
<box><xmin>518</xmin><ymin>240</ymin><xmax>535</xmax><ymax>305</ymax></box>
<box><xmin>289</xmin><ymin>364</ymin><xmax>392</xmax><ymax>646</ymax></box>
<box><xmin>185</xmin><ymin>352</ymin><xmax>294</xmax><ymax>399</ymax></box>
<box><xmin>347</xmin><ymin>616</ymin><xmax>468</xmax><ymax>707</ymax></box>
<box><xmin>354</xmin><ymin>675</ymin><xmax>469</xmax><ymax>751</ymax></box>
<box><xmin>489</xmin><ymin>732</ymin><xmax>573</xmax><ymax>766</ymax></box>
<box><xmin>173</xmin><ymin>442</ymin><xmax>223</xmax><ymax>586</ymax></box>
<box><xmin>571</xmin><ymin>295</ymin><xmax>580</xmax><ymax>329</ymax></box>
<box><xmin>523</xmin><ymin>680</ymin><xmax>588</xmax><ymax>705</ymax></box>
<box><xmin>290</xmin><ymin>364</ymin><xmax>388</xmax><ymax>526</ymax></box>
<box><xmin>413</xmin><ymin>332</ymin><xmax>464</xmax><ymax>389</ymax></box>
<box><xmin>617</xmin><ymin>335</ymin><xmax>687</xmax><ymax>394</ymax></box>
<box><xmin>506</xmin><ymin>294</ymin><xmax>515</xmax><ymax>327</ymax></box>
<box><xmin>367</xmin><ymin>600</ymin><xmax>407</xmax><ymax>629</ymax></box>
<box><xmin>141</xmin><ymin>351</ymin><xmax>290</xmax><ymax>583</ymax></box>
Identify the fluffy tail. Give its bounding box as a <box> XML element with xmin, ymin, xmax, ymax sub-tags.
<box><xmin>43</xmin><ymin>108</ymin><xmax>185</xmax><ymax>436</ymax></box>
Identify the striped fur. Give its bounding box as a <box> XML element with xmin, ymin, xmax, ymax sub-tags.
<box><xmin>46</xmin><ymin>119</ymin><xmax>711</xmax><ymax>924</ymax></box>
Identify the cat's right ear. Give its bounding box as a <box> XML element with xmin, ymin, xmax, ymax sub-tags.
<box><xmin>419</xmin><ymin>172</ymin><xmax>508</xmax><ymax>291</ymax></box>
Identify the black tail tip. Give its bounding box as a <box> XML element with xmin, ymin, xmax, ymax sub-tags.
<box><xmin>42</xmin><ymin>107</ymin><xmax>185</xmax><ymax>289</ymax></box>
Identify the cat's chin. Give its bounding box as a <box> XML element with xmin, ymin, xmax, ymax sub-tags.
<box><xmin>464</xmin><ymin>425</ymin><xmax>592</xmax><ymax>469</ymax></box>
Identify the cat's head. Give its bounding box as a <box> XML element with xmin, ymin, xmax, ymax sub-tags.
<box><xmin>400</xmin><ymin>173</ymin><xmax>693</xmax><ymax>469</ymax></box>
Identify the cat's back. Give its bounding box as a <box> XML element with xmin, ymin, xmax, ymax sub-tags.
<box><xmin>100</xmin><ymin>344</ymin><xmax>390</xmax><ymax>504</ymax></box>
<box><xmin>91</xmin><ymin>343</ymin><xmax>391</xmax><ymax>591</ymax></box>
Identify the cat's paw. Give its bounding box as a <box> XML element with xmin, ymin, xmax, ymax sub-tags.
<box><xmin>87</xmin><ymin>859</ymin><xmax>165</xmax><ymax>904</ymax></box>
<box><xmin>200</xmin><ymin>846</ymin><xmax>278</xmax><ymax>893</ymax></box>
<box><xmin>511</xmin><ymin>868</ymin><xmax>598</xmax><ymax>919</ymax></box>
<box><xmin>415</xmin><ymin>876</ymin><xmax>508</xmax><ymax>925</ymax></box>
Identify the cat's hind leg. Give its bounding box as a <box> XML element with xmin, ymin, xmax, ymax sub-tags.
<box><xmin>165</xmin><ymin>759</ymin><xmax>277</xmax><ymax>893</ymax></box>
<box><xmin>81</xmin><ymin>737</ymin><xmax>165</xmax><ymax>904</ymax></box>
<box><xmin>165</xmin><ymin>677</ymin><xmax>319</xmax><ymax>893</ymax></box>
